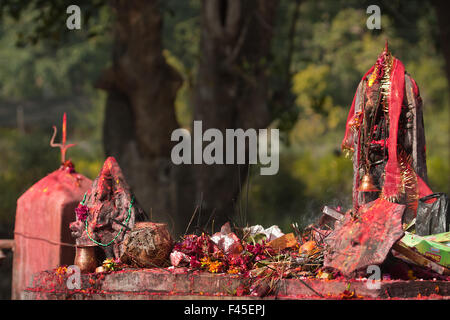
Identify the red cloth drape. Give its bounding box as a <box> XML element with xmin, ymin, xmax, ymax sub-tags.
<box><xmin>342</xmin><ymin>57</ymin><xmax>434</xmax><ymax>208</ymax></box>
<box><xmin>341</xmin><ymin>66</ymin><xmax>375</xmax><ymax>152</ymax></box>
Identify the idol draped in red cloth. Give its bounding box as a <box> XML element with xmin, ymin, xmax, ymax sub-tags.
<box><xmin>342</xmin><ymin>42</ymin><xmax>433</xmax><ymax>222</ymax></box>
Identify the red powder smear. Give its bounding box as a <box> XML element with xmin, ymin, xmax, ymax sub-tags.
<box><xmin>25</xmin><ymin>267</ymin><xmax>450</xmax><ymax>301</ymax></box>
<box><xmin>324</xmin><ymin>198</ymin><xmax>405</xmax><ymax>276</ymax></box>
<box><xmin>13</xmin><ymin>168</ymin><xmax>91</xmax><ymax>298</ymax></box>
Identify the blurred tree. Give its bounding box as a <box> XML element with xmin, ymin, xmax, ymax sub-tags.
<box><xmin>0</xmin><ymin>1</ymin><xmax>111</xmax><ymax>235</ymax></box>
<box><xmin>433</xmin><ymin>0</ymin><xmax>450</xmax><ymax>88</ymax></box>
<box><xmin>100</xmin><ymin>0</ymin><xmax>280</xmax><ymax>234</ymax></box>
<box><xmin>191</xmin><ymin>0</ymin><xmax>279</xmax><ymax>229</ymax></box>
<box><xmin>0</xmin><ymin>0</ymin><xmax>280</xmax><ymax>235</ymax></box>
<box><xmin>0</xmin><ymin>0</ymin><xmax>447</xmax><ymax>235</ymax></box>
<box><xmin>97</xmin><ymin>0</ymin><xmax>186</xmax><ymax>234</ymax></box>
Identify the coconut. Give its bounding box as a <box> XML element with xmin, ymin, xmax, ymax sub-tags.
<box><xmin>120</xmin><ymin>222</ymin><xmax>173</xmax><ymax>268</ymax></box>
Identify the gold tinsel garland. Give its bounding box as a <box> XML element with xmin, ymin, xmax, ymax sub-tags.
<box><xmin>398</xmin><ymin>152</ymin><xmax>419</xmax><ymax>212</ymax></box>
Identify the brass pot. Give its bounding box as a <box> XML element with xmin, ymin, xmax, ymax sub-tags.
<box><xmin>74</xmin><ymin>245</ymin><xmax>98</xmax><ymax>273</ymax></box>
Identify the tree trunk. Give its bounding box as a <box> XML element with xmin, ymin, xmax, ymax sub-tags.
<box><xmin>193</xmin><ymin>0</ymin><xmax>279</xmax><ymax>229</ymax></box>
<box><xmin>434</xmin><ymin>0</ymin><xmax>450</xmax><ymax>90</ymax></box>
<box><xmin>98</xmin><ymin>0</ymin><xmax>191</xmax><ymax>236</ymax></box>
<box><xmin>99</xmin><ymin>0</ymin><xmax>279</xmax><ymax>236</ymax></box>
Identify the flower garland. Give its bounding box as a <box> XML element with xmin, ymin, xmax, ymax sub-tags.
<box><xmin>75</xmin><ymin>193</ymin><xmax>134</xmax><ymax>247</ymax></box>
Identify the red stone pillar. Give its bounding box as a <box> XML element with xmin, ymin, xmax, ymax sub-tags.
<box><xmin>12</xmin><ymin>168</ymin><xmax>91</xmax><ymax>299</ymax></box>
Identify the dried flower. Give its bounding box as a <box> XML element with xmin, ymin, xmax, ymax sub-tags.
<box><xmin>75</xmin><ymin>205</ymin><xmax>89</xmax><ymax>222</ymax></box>
<box><xmin>235</xmin><ymin>285</ymin><xmax>249</xmax><ymax>296</ymax></box>
<box><xmin>190</xmin><ymin>256</ymin><xmax>201</xmax><ymax>269</ymax></box>
<box><xmin>102</xmin><ymin>258</ymin><xmax>122</xmax><ymax>272</ymax></box>
<box><xmin>63</xmin><ymin>160</ymin><xmax>76</xmax><ymax>173</ymax></box>
<box><xmin>228</xmin><ymin>266</ymin><xmax>240</xmax><ymax>274</ymax></box>
<box><xmin>407</xmin><ymin>270</ymin><xmax>417</xmax><ymax>280</ymax></box>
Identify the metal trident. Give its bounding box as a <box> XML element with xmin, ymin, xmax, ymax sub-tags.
<box><xmin>50</xmin><ymin>113</ymin><xmax>76</xmax><ymax>164</ymax></box>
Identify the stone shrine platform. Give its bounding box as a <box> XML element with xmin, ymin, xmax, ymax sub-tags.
<box><xmin>21</xmin><ymin>267</ymin><xmax>450</xmax><ymax>300</ymax></box>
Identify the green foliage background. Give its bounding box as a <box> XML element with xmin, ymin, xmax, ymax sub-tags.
<box><xmin>243</xmin><ymin>1</ymin><xmax>449</xmax><ymax>231</ymax></box>
<box><xmin>0</xmin><ymin>0</ymin><xmax>448</xmax><ymax>237</ymax></box>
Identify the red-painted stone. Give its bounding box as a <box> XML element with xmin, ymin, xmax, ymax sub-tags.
<box><xmin>69</xmin><ymin>157</ymin><xmax>147</xmax><ymax>259</ymax></box>
<box><xmin>22</xmin><ymin>268</ymin><xmax>450</xmax><ymax>300</ymax></box>
<box><xmin>324</xmin><ymin>198</ymin><xmax>405</xmax><ymax>276</ymax></box>
<box><xmin>12</xmin><ymin>167</ymin><xmax>91</xmax><ymax>299</ymax></box>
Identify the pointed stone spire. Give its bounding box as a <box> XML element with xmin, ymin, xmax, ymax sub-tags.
<box><xmin>70</xmin><ymin>157</ymin><xmax>147</xmax><ymax>259</ymax></box>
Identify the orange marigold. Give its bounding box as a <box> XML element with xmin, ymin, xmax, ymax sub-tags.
<box><xmin>55</xmin><ymin>266</ymin><xmax>68</xmax><ymax>276</ymax></box>
<box><xmin>227</xmin><ymin>267</ymin><xmax>239</xmax><ymax>274</ymax></box>
<box><xmin>208</xmin><ymin>261</ymin><xmax>222</xmax><ymax>273</ymax></box>
<box><xmin>200</xmin><ymin>256</ymin><xmax>211</xmax><ymax>268</ymax></box>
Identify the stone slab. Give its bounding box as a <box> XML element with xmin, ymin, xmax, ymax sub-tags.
<box><xmin>22</xmin><ymin>268</ymin><xmax>450</xmax><ymax>300</ymax></box>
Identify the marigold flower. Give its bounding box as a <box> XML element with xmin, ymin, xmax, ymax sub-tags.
<box><xmin>227</xmin><ymin>267</ymin><xmax>239</xmax><ymax>274</ymax></box>
<box><xmin>208</xmin><ymin>261</ymin><xmax>222</xmax><ymax>273</ymax></box>
<box><xmin>200</xmin><ymin>256</ymin><xmax>211</xmax><ymax>268</ymax></box>
<box><xmin>55</xmin><ymin>266</ymin><xmax>68</xmax><ymax>276</ymax></box>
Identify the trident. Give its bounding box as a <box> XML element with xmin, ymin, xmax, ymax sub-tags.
<box><xmin>50</xmin><ymin>113</ymin><xmax>76</xmax><ymax>164</ymax></box>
